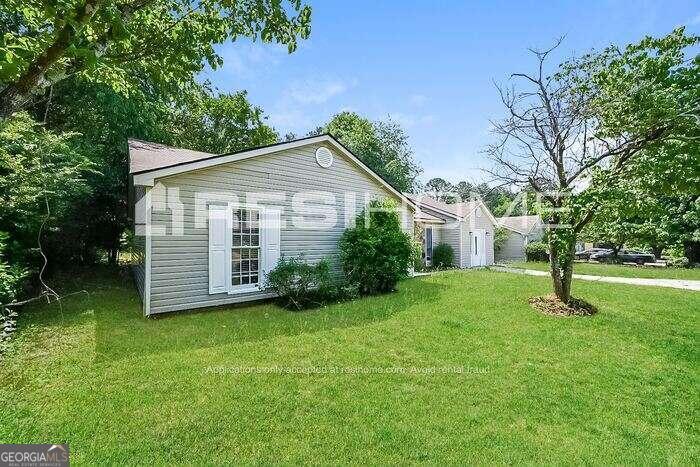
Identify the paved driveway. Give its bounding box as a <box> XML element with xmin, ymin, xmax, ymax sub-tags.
<box><xmin>494</xmin><ymin>266</ymin><xmax>700</xmax><ymax>291</ymax></box>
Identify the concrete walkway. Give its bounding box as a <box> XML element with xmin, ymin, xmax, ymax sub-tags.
<box><xmin>493</xmin><ymin>266</ymin><xmax>700</xmax><ymax>291</ymax></box>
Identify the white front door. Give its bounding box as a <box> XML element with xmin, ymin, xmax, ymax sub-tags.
<box><xmin>471</xmin><ymin>229</ymin><xmax>486</xmax><ymax>267</ymax></box>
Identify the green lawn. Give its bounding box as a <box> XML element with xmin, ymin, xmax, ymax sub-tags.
<box><xmin>1</xmin><ymin>268</ymin><xmax>698</xmax><ymax>463</ymax></box>
<box><xmin>509</xmin><ymin>261</ymin><xmax>700</xmax><ymax>280</ymax></box>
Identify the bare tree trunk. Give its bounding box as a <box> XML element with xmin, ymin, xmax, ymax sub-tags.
<box><xmin>651</xmin><ymin>245</ymin><xmax>663</xmax><ymax>259</ymax></box>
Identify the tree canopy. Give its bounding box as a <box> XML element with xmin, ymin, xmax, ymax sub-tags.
<box><xmin>0</xmin><ymin>0</ymin><xmax>312</xmax><ymax>116</ymax></box>
<box><xmin>322</xmin><ymin>112</ymin><xmax>422</xmax><ymax>192</ymax></box>
<box><xmin>168</xmin><ymin>88</ymin><xmax>278</xmax><ymax>154</ymax></box>
<box><xmin>487</xmin><ymin>28</ymin><xmax>699</xmax><ymax>303</ymax></box>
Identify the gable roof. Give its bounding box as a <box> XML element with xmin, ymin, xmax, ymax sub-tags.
<box><xmin>404</xmin><ymin>194</ymin><xmax>462</xmax><ymax>220</ymax></box>
<box><xmin>497</xmin><ymin>215</ymin><xmax>543</xmax><ymax>235</ymax></box>
<box><xmin>414</xmin><ymin>210</ymin><xmax>446</xmax><ymax>224</ymax></box>
<box><xmin>128</xmin><ymin>139</ymin><xmax>215</xmax><ymax>174</ymax></box>
<box><xmin>129</xmin><ymin>134</ymin><xmax>415</xmax><ymax>210</ymax></box>
<box><xmin>405</xmin><ymin>194</ymin><xmax>498</xmax><ymax>226</ymax></box>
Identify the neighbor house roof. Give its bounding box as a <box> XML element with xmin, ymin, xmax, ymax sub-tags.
<box><xmin>405</xmin><ymin>194</ymin><xmax>498</xmax><ymax>225</ymax></box>
<box><xmin>128</xmin><ymin>134</ymin><xmax>415</xmax><ymax>211</ymax></box>
<box><xmin>404</xmin><ymin>194</ymin><xmax>461</xmax><ymax>219</ymax></box>
<box><xmin>497</xmin><ymin>215</ymin><xmax>543</xmax><ymax>235</ymax></box>
<box><xmin>414</xmin><ymin>210</ymin><xmax>446</xmax><ymax>224</ymax></box>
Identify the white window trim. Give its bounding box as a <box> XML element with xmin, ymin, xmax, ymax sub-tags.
<box><xmin>424</xmin><ymin>226</ymin><xmax>433</xmax><ymax>265</ymax></box>
<box><xmin>227</xmin><ymin>203</ymin><xmax>265</xmax><ymax>295</ymax></box>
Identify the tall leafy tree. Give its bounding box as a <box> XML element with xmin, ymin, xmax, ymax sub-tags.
<box><xmin>424</xmin><ymin>178</ymin><xmax>454</xmax><ymax>202</ymax></box>
<box><xmin>43</xmin><ymin>78</ymin><xmax>280</xmax><ymax>264</ymax></box>
<box><xmin>42</xmin><ymin>78</ymin><xmax>172</xmax><ymax>263</ymax></box>
<box><xmin>0</xmin><ymin>0</ymin><xmax>312</xmax><ymax>117</ymax></box>
<box><xmin>323</xmin><ymin>112</ymin><xmax>422</xmax><ymax>192</ymax></box>
<box><xmin>169</xmin><ymin>89</ymin><xmax>278</xmax><ymax>153</ymax></box>
<box><xmin>487</xmin><ymin>28</ymin><xmax>698</xmax><ymax>304</ymax></box>
<box><xmin>0</xmin><ymin>112</ymin><xmax>94</xmax><ymax>286</ymax></box>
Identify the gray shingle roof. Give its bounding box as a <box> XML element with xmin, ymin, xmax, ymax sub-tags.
<box><xmin>128</xmin><ymin>138</ymin><xmax>216</xmax><ymax>174</ymax></box>
<box><xmin>497</xmin><ymin>215</ymin><xmax>543</xmax><ymax>234</ymax></box>
<box><xmin>404</xmin><ymin>194</ymin><xmax>480</xmax><ymax>219</ymax></box>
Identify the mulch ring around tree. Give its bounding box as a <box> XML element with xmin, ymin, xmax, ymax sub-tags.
<box><xmin>528</xmin><ymin>294</ymin><xmax>598</xmax><ymax>317</ymax></box>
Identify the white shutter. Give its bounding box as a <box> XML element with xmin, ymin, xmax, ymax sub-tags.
<box><xmin>208</xmin><ymin>204</ymin><xmax>229</xmax><ymax>294</ymax></box>
<box><xmin>262</xmin><ymin>209</ymin><xmax>281</xmax><ymax>288</ymax></box>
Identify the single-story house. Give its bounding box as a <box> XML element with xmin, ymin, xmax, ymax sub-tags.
<box><xmin>495</xmin><ymin>215</ymin><xmax>544</xmax><ymax>262</ymax></box>
<box><xmin>128</xmin><ymin>134</ymin><xmax>416</xmax><ymax>316</ymax></box>
<box><xmin>406</xmin><ymin>194</ymin><xmax>498</xmax><ymax>268</ymax></box>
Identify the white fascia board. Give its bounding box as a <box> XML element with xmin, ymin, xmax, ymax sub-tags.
<box><xmin>497</xmin><ymin>222</ymin><xmax>527</xmax><ymax>235</ymax></box>
<box><xmin>414</xmin><ymin>203</ymin><xmax>462</xmax><ymax>221</ymax></box>
<box><xmin>132</xmin><ymin>136</ymin><xmax>329</xmax><ymax>186</ymax></box>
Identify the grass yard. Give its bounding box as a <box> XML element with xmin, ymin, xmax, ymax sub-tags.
<box><xmin>1</xmin><ymin>267</ymin><xmax>698</xmax><ymax>463</ymax></box>
<box><xmin>509</xmin><ymin>260</ymin><xmax>700</xmax><ymax>280</ymax></box>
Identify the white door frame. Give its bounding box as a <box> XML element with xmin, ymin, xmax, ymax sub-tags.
<box><xmin>471</xmin><ymin>228</ymin><xmax>486</xmax><ymax>267</ymax></box>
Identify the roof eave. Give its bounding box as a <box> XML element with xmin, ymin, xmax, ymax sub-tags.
<box><xmin>131</xmin><ymin>134</ymin><xmax>417</xmax><ymax>212</ymax></box>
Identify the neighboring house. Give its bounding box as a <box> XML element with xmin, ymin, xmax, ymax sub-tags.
<box><xmin>128</xmin><ymin>134</ymin><xmax>415</xmax><ymax>316</ymax></box>
<box><xmin>406</xmin><ymin>194</ymin><xmax>498</xmax><ymax>268</ymax></box>
<box><xmin>495</xmin><ymin>215</ymin><xmax>544</xmax><ymax>261</ymax></box>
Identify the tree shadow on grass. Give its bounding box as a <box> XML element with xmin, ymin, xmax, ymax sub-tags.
<box><xmin>87</xmin><ymin>270</ymin><xmax>445</xmax><ymax>363</ymax></box>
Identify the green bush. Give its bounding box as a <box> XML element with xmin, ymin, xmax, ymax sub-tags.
<box><xmin>666</xmin><ymin>256</ymin><xmax>690</xmax><ymax>268</ymax></box>
<box><xmin>525</xmin><ymin>241</ymin><xmax>549</xmax><ymax>262</ymax></box>
<box><xmin>264</xmin><ymin>256</ymin><xmax>338</xmax><ymax>310</ymax></box>
<box><xmin>411</xmin><ymin>240</ymin><xmax>425</xmax><ymax>272</ymax></box>
<box><xmin>339</xmin><ymin>199</ymin><xmax>413</xmax><ymax>294</ymax></box>
<box><xmin>0</xmin><ymin>232</ymin><xmax>26</xmax><ymax>307</ymax></box>
<box><xmin>432</xmin><ymin>243</ymin><xmax>454</xmax><ymax>269</ymax></box>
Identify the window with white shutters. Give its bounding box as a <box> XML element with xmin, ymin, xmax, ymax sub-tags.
<box><xmin>231</xmin><ymin>208</ymin><xmax>261</xmax><ymax>288</ymax></box>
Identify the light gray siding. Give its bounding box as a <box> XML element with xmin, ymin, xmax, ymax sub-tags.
<box><xmin>145</xmin><ymin>143</ymin><xmax>412</xmax><ymax>314</ymax></box>
<box><xmin>133</xmin><ymin>264</ymin><xmax>145</xmax><ymax>298</ymax></box>
<box><xmin>496</xmin><ymin>230</ymin><xmax>526</xmax><ymax>261</ymax></box>
<box><xmin>461</xmin><ymin>207</ymin><xmax>496</xmax><ymax>267</ymax></box>
<box><xmin>132</xmin><ymin>186</ymin><xmax>147</xmax><ymax>304</ymax></box>
<box><xmin>417</xmin><ymin>204</ymin><xmax>496</xmax><ymax>268</ymax></box>
<box><xmin>528</xmin><ymin>227</ymin><xmax>544</xmax><ymax>242</ymax></box>
<box><xmin>494</xmin><ymin>226</ymin><xmax>543</xmax><ymax>262</ymax></box>
<box><xmin>436</xmin><ymin>225</ymin><xmax>461</xmax><ymax>267</ymax></box>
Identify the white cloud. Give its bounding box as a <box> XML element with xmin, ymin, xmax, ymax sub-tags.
<box><xmin>408</xmin><ymin>94</ymin><xmax>428</xmax><ymax>106</ymax></box>
<box><xmin>287</xmin><ymin>77</ymin><xmax>356</xmax><ymax>105</ymax></box>
<box><xmin>267</xmin><ymin>106</ymin><xmax>316</xmax><ymax>134</ymax></box>
<box><xmin>266</xmin><ymin>76</ymin><xmax>357</xmax><ymax>134</ymax></box>
<box><xmin>387</xmin><ymin>112</ymin><xmax>436</xmax><ymax>128</ymax></box>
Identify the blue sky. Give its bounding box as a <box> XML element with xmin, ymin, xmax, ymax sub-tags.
<box><xmin>201</xmin><ymin>1</ymin><xmax>700</xmax><ymax>185</ymax></box>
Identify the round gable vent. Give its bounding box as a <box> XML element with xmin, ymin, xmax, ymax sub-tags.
<box><xmin>315</xmin><ymin>147</ymin><xmax>334</xmax><ymax>168</ymax></box>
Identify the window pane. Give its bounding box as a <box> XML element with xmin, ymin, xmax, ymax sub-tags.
<box><xmin>231</xmin><ymin>208</ymin><xmax>261</xmax><ymax>288</ymax></box>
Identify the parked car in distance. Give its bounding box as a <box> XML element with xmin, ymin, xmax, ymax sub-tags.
<box><xmin>590</xmin><ymin>249</ymin><xmax>656</xmax><ymax>265</ymax></box>
<box><xmin>575</xmin><ymin>248</ymin><xmax>610</xmax><ymax>260</ymax></box>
